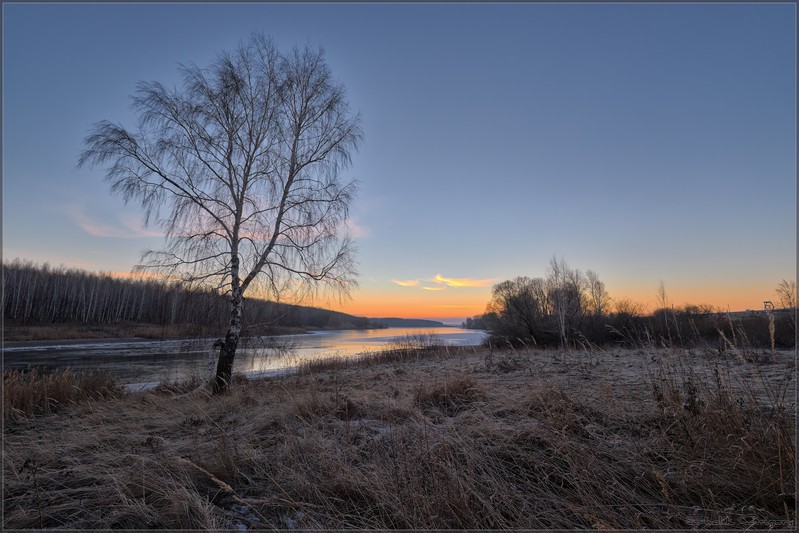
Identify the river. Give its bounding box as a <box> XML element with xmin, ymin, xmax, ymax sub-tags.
<box><xmin>2</xmin><ymin>327</ymin><xmax>487</xmax><ymax>389</ymax></box>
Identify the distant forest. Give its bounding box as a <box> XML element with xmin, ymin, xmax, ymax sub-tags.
<box><xmin>3</xmin><ymin>260</ymin><xmax>369</xmax><ymax>336</ymax></box>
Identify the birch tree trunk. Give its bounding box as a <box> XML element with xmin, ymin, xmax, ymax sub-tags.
<box><xmin>214</xmin><ymin>253</ymin><xmax>243</xmax><ymax>392</ymax></box>
<box><xmin>213</xmin><ymin>291</ymin><xmax>242</xmax><ymax>393</ymax></box>
<box><xmin>80</xmin><ymin>33</ymin><xmax>361</xmax><ymax>393</ymax></box>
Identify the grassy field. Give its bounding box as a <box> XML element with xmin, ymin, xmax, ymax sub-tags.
<box><xmin>3</xmin><ymin>344</ymin><xmax>796</xmax><ymax>530</ymax></box>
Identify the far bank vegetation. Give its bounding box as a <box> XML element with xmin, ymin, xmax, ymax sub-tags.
<box><xmin>464</xmin><ymin>257</ymin><xmax>796</xmax><ymax>350</ymax></box>
<box><xmin>3</xmin><ymin>260</ymin><xmax>368</xmax><ymax>341</ymax></box>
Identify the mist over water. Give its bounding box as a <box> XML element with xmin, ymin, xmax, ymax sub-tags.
<box><xmin>3</xmin><ymin>327</ymin><xmax>487</xmax><ymax>388</ymax></box>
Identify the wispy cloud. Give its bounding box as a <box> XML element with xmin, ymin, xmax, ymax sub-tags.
<box><xmin>432</xmin><ymin>274</ymin><xmax>494</xmax><ymax>288</ymax></box>
<box><xmin>344</xmin><ymin>218</ymin><xmax>371</xmax><ymax>239</ymax></box>
<box><xmin>67</xmin><ymin>204</ymin><xmax>162</xmax><ymax>239</ymax></box>
<box><xmin>392</xmin><ymin>279</ymin><xmax>420</xmax><ymax>287</ymax></box>
<box><xmin>391</xmin><ymin>274</ymin><xmax>495</xmax><ymax>290</ymax></box>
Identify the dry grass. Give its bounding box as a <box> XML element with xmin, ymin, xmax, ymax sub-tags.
<box><xmin>3</xmin><ymin>345</ymin><xmax>795</xmax><ymax>530</ymax></box>
<box><xmin>3</xmin><ymin>368</ymin><xmax>124</xmax><ymax>422</ymax></box>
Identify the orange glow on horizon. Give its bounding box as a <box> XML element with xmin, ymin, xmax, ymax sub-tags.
<box><xmin>604</xmin><ymin>281</ymin><xmax>785</xmax><ymax>314</ymax></box>
<box><xmin>330</xmin><ymin>280</ymin><xmax>785</xmax><ymax>320</ymax></box>
<box><xmin>99</xmin><ymin>270</ymin><xmax>786</xmax><ymax>320</ymax></box>
<box><xmin>333</xmin><ymin>286</ymin><xmax>489</xmax><ymax>320</ymax></box>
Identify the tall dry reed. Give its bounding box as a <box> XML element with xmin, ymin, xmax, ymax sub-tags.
<box><xmin>3</xmin><ymin>367</ymin><xmax>123</xmax><ymax>422</ymax></box>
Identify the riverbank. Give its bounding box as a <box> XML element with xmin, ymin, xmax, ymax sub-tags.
<box><xmin>4</xmin><ymin>345</ymin><xmax>795</xmax><ymax>529</ymax></box>
<box><xmin>2</xmin><ymin>323</ymin><xmax>315</xmax><ymax>342</ymax></box>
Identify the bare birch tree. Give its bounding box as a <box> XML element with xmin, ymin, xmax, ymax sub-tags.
<box><xmin>546</xmin><ymin>257</ymin><xmax>584</xmax><ymax>347</ymax></box>
<box><xmin>585</xmin><ymin>269</ymin><xmax>610</xmax><ymax>318</ymax></box>
<box><xmin>79</xmin><ymin>34</ymin><xmax>362</xmax><ymax>392</ymax></box>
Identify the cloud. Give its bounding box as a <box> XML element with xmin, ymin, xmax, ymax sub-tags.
<box><xmin>392</xmin><ymin>274</ymin><xmax>495</xmax><ymax>291</ymax></box>
<box><xmin>392</xmin><ymin>279</ymin><xmax>420</xmax><ymax>287</ymax></box>
<box><xmin>67</xmin><ymin>204</ymin><xmax>162</xmax><ymax>239</ymax></box>
<box><xmin>432</xmin><ymin>274</ymin><xmax>494</xmax><ymax>288</ymax></box>
<box><xmin>344</xmin><ymin>218</ymin><xmax>371</xmax><ymax>239</ymax></box>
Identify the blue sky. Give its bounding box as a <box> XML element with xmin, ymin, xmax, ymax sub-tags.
<box><xmin>3</xmin><ymin>3</ymin><xmax>796</xmax><ymax>321</ymax></box>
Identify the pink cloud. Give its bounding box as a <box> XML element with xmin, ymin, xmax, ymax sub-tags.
<box><xmin>344</xmin><ymin>218</ymin><xmax>371</xmax><ymax>239</ymax></box>
<box><xmin>392</xmin><ymin>279</ymin><xmax>420</xmax><ymax>287</ymax></box>
<box><xmin>67</xmin><ymin>204</ymin><xmax>162</xmax><ymax>239</ymax></box>
<box><xmin>432</xmin><ymin>274</ymin><xmax>495</xmax><ymax>287</ymax></box>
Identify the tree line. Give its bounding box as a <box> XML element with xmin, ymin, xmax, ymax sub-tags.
<box><xmin>3</xmin><ymin>260</ymin><xmax>368</xmax><ymax>334</ymax></box>
<box><xmin>464</xmin><ymin>258</ymin><xmax>796</xmax><ymax>349</ymax></box>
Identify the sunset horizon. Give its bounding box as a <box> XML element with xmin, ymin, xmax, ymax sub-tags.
<box><xmin>4</xmin><ymin>3</ymin><xmax>795</xmax><ymax>327</ymax></box>
<box><xmin>4</xmin><ymin>255</ymin><xmax>788</xmax><ymax>324</ymax></box>
<box><xmin>3</xmin><ymin>4</ymin><xmax>796</xmax><ymax>527</ymax></box>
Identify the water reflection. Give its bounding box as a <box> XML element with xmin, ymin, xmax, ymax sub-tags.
<box><xmin>3</xmin><ymin>327</ymin><xmax>487</xmax><ymax>388</ymax></box>
<box><xmin>235</xmin><ymin>327</ymin><xmax>486</xmax><ymax>375</ymax></box>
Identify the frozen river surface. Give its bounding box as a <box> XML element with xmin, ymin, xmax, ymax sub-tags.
<box><xmin>3</xmin><ymin>327</ymin><xmax>487</xmax><ymax>388</ymax></box>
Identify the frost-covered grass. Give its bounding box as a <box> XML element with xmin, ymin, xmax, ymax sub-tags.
<box><xmin>3</xmin><ymin>346</ymin><xmax>795</xmax><ymax>529</ymax></box>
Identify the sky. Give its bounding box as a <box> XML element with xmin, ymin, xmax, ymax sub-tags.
<box><xmin>3</xmin><ymin>2</ymin><xmax>796</xmax><ymax>323</ymax></box>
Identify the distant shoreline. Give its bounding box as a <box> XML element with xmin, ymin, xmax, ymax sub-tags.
<box><xmin>0</xmin><ymin>323</ymin><xmax>350</xmax><ymax>344</ymax></box>
<box><xmin>1</xmin><ymin>323</ymin><xmax>312</xmax><ymax>344</ymax></box>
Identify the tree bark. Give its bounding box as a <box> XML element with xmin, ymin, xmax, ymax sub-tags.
<box><xmin>213</xmin><ymin>290</ymin><xmax>242</xmax><ymax>393</ymax></box>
